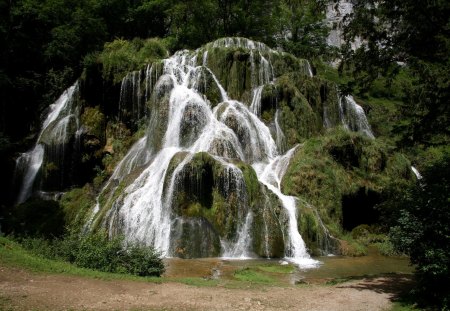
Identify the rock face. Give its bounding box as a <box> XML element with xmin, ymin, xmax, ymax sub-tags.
<box><xmin>15</xmin><ymin>37</ymin><xmax>412</xmax><ymax>261</ymax></box>
<box><xmin>326</xmin><ymin>0</ymin><xmax>362</xmax><ymax>50</ymax></box>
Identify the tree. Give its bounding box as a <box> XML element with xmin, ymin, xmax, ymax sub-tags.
<box><xmin>276</xmin><ymin>0</ymin><xmax>332</xmax><ymax>60</ymax></box>
<box><xmin>389</xmin><ymin>153</ymin><xmax>450</xmax><ymax>308</ymax></box>
<box><xmin>342</xmin><ymin>2</ymin><xmax>450</xmax><ymax>307</ymax></box>
<box><xmin>341</xmin><ymin>0</ymin><xmax>450</xmax><ymax>147</ymax></box>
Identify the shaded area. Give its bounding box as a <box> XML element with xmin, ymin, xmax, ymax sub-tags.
<box><xmin>342</xmin><ymin>187</ymin><xmax>381</xmax><ymax>231</ymax></box>
<box><xmin>337</xmin><ymin>274</ymin><xmax>415</xmax><ymax>304</ymax></box>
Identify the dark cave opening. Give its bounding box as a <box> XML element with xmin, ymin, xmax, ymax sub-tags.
<box><xmin>342</xmin><ymin>187</ymin><xmax>381</xmax><ymax>231</ymax></box>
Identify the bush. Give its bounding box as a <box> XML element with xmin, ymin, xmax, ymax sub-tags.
<box><xmin>389</xmin><ymin>153</ymin><xmax>450</xmax><ymax>309</ymax></box>
<box><xmin>74</xmin><ymin>232</ymin><xmax>123</xmax><ymax>272</ymax></box>
<box><xmin>120</xmin><ymin>244</ymin><xmax>166</xmax><ymax>277</ymax></box>
<box><xmin>97</xmin><ymin>38</ymin><xmax>168</xmax><ymax>83</ymax></box>
<box><xmin>18</xmin><ymin>231</ymin><xmax>165</xmax><ymax>277</ymax></box>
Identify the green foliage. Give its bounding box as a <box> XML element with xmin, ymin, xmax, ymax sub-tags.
<box><xmin>389</xmin><ymin>154</ymin><xmax>450</xmax><ymax>308</ymax></box>
<box><xmin>98</xmin><ymin>38</ymin><xmax>168</xmax><ymax>83</ymax></box>
<box><xmin>276</xmin><ymin>0</ymin><xmax>334</xmax><ymax>60</ymax></box>
<box><xmin>342</xmin><ymin>0</ymin><xmax>450</xmax><ymax>147</ymax></box>
<box><xmin>0</xmin><ymin>236</ymin><xmax>161</xmax><ymax>282</ymax></box>
<box><xmin>17</xmin><ymin>231</ymin><xmax>165</xmax><ymax>277</ymax></box>
<box><xmin>3</xmin><ymin>199</ymin><xmax>66</xmax><ymax>238</ymax></box>
<box><xmin>257</xmin><ymin>264</ymin><xmax>295</xmax><ymax>274</ymax></box>
<box><xmin>81</xmin><ymin>106</ymin><xmax>105</xmax><ymax>140</ymax></box>
<box><xmin>60</xmin><ymin>185</ymin><xmax>96</xmax><ymax>231</ymax></box>
<box><xmin>233</xmin><ymin>267</ymin><xmax>275</xmax><ymax>284</ymax></box>
<box><xmin>338</xmin><ymin>233</ymin><xmax>368</xmax><ymax>257</ymax></box>
<box><xmin>282</xmin><ymin>128</ymin><xmax>414</xmax><ymax>250</ymax></box>
<box><xmin>120</xmin><ymin>244</ymin><xmax>166</xmax><ymax>277</ymax></box>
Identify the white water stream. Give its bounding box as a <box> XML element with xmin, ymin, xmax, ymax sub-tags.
<box><xmin>15</xmin><ymin>82</ymin><xmax>80</xmax><ymax>204</ymax></box>
<box><xmin>80</xmin><ymin>38</ymin><xmax>371</xmax><ymax>267</ymax></box>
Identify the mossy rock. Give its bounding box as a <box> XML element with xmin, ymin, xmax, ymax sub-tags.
<box><xmin>146</xmin><ymin>74</ymin><xmax>173</xmax><ymax>151</ymax></box>
<box><xmin>297</xmin><ymin>203</ymin><xmax>339</xmax><ymax>256</ymax></box>
<box><xmin>164</xmin><ymin>151</ymin><xmax>288</xmax><ymax>258</ymax></box>
<box><xmin>271</xmin><ymin>52</ymin><xmax>312</xmax><ymax>78</ymax></box>
<box><xmin>166</xmin><ymin>152</ymin><xmax>249</xmax><ymax>240</ymax></box>
<box><xmin>187</xmin><ymin>66</ymin><xmax>224</xmax><ymax>107</ymax></box>
<box><xmin>98</xmin><ymin>38</ymin><xmax>168</xmax><ymax>84</ymax></box>
<box><xmin>60</xmin><ymin>184</ymin><xmax>96</xmax><ymax>232</ymax></box>
<box><xmin>170</xmin><ymin>217</ymin><xmax>221</xmax><ymax>258</ymax></box>
<box><xmin>250</xmin><ymin>186</ymin><xmax>287</xmax><ymax>258</ymax></box>
<box><xmin>282</xmin><ymin>128</ymin><xmax>415</xmax><ymax>250</ymax></box>
<box><xmin>178</xmin><ymin>99</ymin><xmax>210</xmax><ymax>148</ymax></box>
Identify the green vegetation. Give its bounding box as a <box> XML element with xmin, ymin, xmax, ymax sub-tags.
<box><xmin>282</xmin><ymin>128</ymin><xmax>413</xmax><ymax>237</ymax></box>
<box><xmin>389</xmin><ymin>302</ymin><xmax>421</xmax><ymax>311</ymax></box>
<box><xmin>233</xmin><ymin>267</ymin><xmax>275</xmax><ymax>284</ymax></box>
<box><xmin>95</xmin><ymin>38</ymin><xmax>168</xmax><ymax>83</ymax></box>
<box><xmin>277</xmin><ymin>0</ymin><xmax>335</xmax><ymax>60</ymax></box>
<box><xmin>15</xmin><ymin>231</ymin><xmax>165</xmax><ymax>277</ymax></box>
<box><xmin>387</xmin><ymin>154</ymin><xmax>450</xmax><ymax>309</ymax></box>
<box><xmin>1</xmin><ymin>0</ymin><xmax>448</xmax><ymax>307</ymax></box>
<box><xmin>257</xmin><ymin>264</ymin><xmax>295</xmax><ymax>274</ymax></box>
<box><xmin>2</xmin><ymin>199</ymin><xmax>66</xmax><ymax>238</ymax></box>
<box><xmin>60</xmin><ymin>185</ymin><xmax>96</xmax><ymax>230</ymax></box>
<box><xmin>341</xmin><ymin>2</ymin><xmax>450</xmax><ymax>308</ymax></box>
<box><xmin>0</xmin><ymin>236</ymin><xmax>161</xmax><ymax>281</ymax></box>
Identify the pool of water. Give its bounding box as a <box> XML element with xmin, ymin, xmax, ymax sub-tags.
<box><xmin>163</xmin><ymin>248</ymin><xmax>413</xmax><ymax>284</ymax></box>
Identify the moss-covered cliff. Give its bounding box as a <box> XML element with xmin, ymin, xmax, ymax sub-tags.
<box><xmin>13</xmin><ymin>37</ymin><xmax>417</xmax><ymax>260</ymax></box>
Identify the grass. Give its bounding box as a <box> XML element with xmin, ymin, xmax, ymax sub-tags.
<box><xmin>233</xmin><ymin>267</ymin><xmax>276</xmax><ymax>284</ymax></box>
<box><xmin>0</xmin><ymin>236</ymin><xmax>283</xmax><ymax>289</ymax></box>
<box><xmin>257</xmin><ymin>264</ymin><xmax>295</xmax><ymax>274</ymax></box>
<box><xmin>0</xmin><ymin>236</ymin><xmax>160</xmax><ymax>283</ymax></box>
<box><xmin>0</xmin><ymin>296</ymin><xmax>14</xmax><ymax>311</ymax></box>
<box><xmin>389</xmin><ymin>302</ymin><xmax>421</xmax><ymax>311</ymax></box>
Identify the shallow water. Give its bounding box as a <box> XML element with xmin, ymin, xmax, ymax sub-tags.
<box><xmin>163</xmin><ymin>249</ymin><xmax>413</xmax><ymax>284</ymax></box>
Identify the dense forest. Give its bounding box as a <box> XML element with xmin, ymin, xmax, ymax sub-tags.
<box><xmin>0</xmin><ymin>0</ymin><xmax>449</xmax><ymax>309</ymax></box>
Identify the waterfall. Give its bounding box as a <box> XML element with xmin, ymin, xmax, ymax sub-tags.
<box><xmin>15</xmin><ymin>82</ymin><xmax>80</xmax><ymax>204</ymax></box>
<box><xmin>87</xmin><ymin>37</ymin><xmax>374</xmax><ymax>265</ymax></box>
<box><xmin>222</xmin><ymin>212</ymin><xmax>253</xmax><ymax>259</ymax></box>
<box><xmin>252</xmin><ymin>147</ymin><xmax>319</xmax><ymax>268</ymax></box>
<box><xmin>274</xmin><ymin>109</ymin><xmax>286</xmax><ymax>153</ymax></box>
<box><xmin>411</xmin><ymin>166</ymin><xmax>422</xmax><ymax>180</ymax></box>
<box><xmin>339</xmin><ymin>95</ymin><xmax>374</xmax><ymax>138</ymax></box>
<box><xmin>15</xmin><ymin>145</ymin><xmax>45</xmax><ymax>205</ymax></box>
<box><xmin>250</xmin><ymin>86</ymin><xmax>264</xmax><ymax>116</ymax></box>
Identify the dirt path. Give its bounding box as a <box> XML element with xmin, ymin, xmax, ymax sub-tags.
<box><xmin>0</xmin><ymin>266</ymin><xmax>412</xmax><ymax>311</ymax></box>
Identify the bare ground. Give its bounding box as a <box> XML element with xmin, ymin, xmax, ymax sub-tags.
<box><xmin>0</xmin><ymin>265</ymin><xmax>413</xmax><ymax>311</ymax></box>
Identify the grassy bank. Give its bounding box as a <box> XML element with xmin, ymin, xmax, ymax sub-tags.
<box><xmin>0</xmin><ymin>236</ymin><xmax>160</xmax><ymax>283</ymax></box>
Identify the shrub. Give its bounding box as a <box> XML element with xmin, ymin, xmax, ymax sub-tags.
<box><xmin>17</xmin><ymin>231</ymin><xmax>165</xmax><ymax>277</ymax></box>
<box><xmin>74</xmin><ymin>231</ymin><xmax>123</xmax><ymax>272</ymax></box>
<box><xmin>389</xmin><ymin>153</ymin><xmax>450</xmax><ymax>309</ymax></box>
<box><xmin>98</xmin><ymin>38</ymin><xmax>168</xmax><ymax>83</ymax></box>
<box><xmin>119</xmin><ymin>244</ymin><xmax>166</xmax><ymax>277</ymax></box>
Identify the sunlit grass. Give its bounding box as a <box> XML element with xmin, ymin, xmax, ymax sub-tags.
<box><xmin>0</xmin><ymin>236</ymin><xmax>160</xmax><ymax>283</ymax></box>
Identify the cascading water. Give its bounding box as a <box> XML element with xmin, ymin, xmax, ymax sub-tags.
<box><xmin>339</xmin><ymin>95</ymin><xmax>374</xmax><ymax>139</ymax></box>
<box><xmin>15</xmin><ymin>82</ymin><xmax>80</xmax><ymax>204</ymax></box>
<box><xmin>222</xmin><ymin>212</ymin><xmax>253</xmax><ymax>259</ymax></box>
<box><xmin>252</xmin><ymin>147</ymin><xmax>319</xmax><ymax>268</ymax></box>
<box><xmin>411</xmin><ymin>166</ymin><xmax>422</xmax><ymax>180</ymax></box>
<box><xmin>87</xmin><ymin>37</ymin><xmax>374</xmax><ymax>265</ymax></box>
